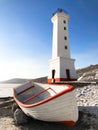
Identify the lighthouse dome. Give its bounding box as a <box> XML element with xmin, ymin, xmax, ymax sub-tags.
<box><xmin>52</xmin><ymin>8</ymin><xmax>68</xmax><ymax>16</ymax></box>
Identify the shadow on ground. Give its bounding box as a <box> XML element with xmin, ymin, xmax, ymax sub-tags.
<box><xmin>14</xmin><ymin>106</ymin><xmax>98</xmax><ymax>130</ymax></box>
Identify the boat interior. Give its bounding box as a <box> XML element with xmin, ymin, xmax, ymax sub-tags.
<box><xmin>14</xmin><ymin>82</ymin><xmax>69</xmax><ymax>105</ymax></box>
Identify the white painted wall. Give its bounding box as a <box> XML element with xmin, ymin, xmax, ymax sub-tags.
<box><xmin>48</xmin><ymin>57</ymin><xmax>77</xmax><ymax>80</ymax></box>
<box><xmin>48</xmin><ymin>57</ymin><xmax>60</xmax><ymax>78</ymax></box>
<box><xmin>60</xmin><ymin>57</ymin><xmax>77</xmax><ymax>79</ymax></box>
<box><xmin>51</xmin><ymin>12</ymin><xmax>70</xmax><ymax>59</ymax></box>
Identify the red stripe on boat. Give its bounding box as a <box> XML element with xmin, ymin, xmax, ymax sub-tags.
<box><xmin>59</xmin><ymin>121</ymin><xmax>76</xmax><ymax>126</ymax></box>
<box><xmin>13</xmin><ymin>83</ymin><xmax>74</xmax><ymax>108</ymax></box>
<box><xmin>23</xmin><ymin>87</ymin><xmax>50</xmax><ymax>103</ymax></box>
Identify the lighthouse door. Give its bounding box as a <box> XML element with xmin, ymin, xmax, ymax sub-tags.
<box><xmin>52</xmin><ymin>70</ymin><xmax>55</xmax><ymax>79</ymax></box>
<box><xmin>66</xmin><ymin>69</ymin><xmax>70</xmax><ymax>80</ymax></box>
<box><xmin>52</xmin><ymin>69</ymin><xmax>55</xmax><ymax>83</ymax></box>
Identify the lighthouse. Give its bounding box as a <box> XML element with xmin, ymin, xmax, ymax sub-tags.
<box><xmin>48</xmin><ymin>9</ymin><xmax>77</xmax><ymax>83</ymax></box>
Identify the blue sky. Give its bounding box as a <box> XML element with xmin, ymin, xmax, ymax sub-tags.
<box><xmin>0</xmin><ymin>0</ymin><xmax>98</xmax><ymax>81</ymax></box>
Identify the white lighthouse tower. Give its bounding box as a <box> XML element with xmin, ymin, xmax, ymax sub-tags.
<box><xmin>48</xmin><ymin>9</ymin><xmax>77</xmax><ymax>83</ymax></box>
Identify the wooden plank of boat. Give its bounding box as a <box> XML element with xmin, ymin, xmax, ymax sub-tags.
<box><xmin>17</xmin><ymin>86</ymin><xmax>34</xmax><ymax>95</ymax></box>
<box><xmin>13</xmin><ymin>81</ymin><xmax>78</xmax><ymax>126</ymax></box>
<box><xmin>23</xmin><ymin>87</ymin><xmax>50</xmax><ymax>103</ymax></box>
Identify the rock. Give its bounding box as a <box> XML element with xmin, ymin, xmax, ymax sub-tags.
<box><xmin>12</xmin><ymin>103</ymin><xmax>19</xmax><ymax>113</ymax></box>
<box><xmin>14</xmin><ymin>108</ymin><xmax>28</xmax><ymax>124</ymax></box>
<box><xmin>76</xmin><ymin>85</ymin><xmax>98</xmax><ymax>106</ymax></box>
<box><xmin>95</xmin><ymin>71</ymin><xmax>98</xmax><ymax>79</ymax></box>
<box><xmin>78</xmin><ymin>110</ymin><xmax>98</xmax><ymax>129</ymax></box>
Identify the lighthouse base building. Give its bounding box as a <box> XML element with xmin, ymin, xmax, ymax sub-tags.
<box><xmin>48</xmin><ymin>57</ymin><xmax>77</xmax><ymax>83</ymax></box>
<box><xmin>48</xmin><ymin>9</ymin><xmax>77</xmax><ymax>83</ymax></box>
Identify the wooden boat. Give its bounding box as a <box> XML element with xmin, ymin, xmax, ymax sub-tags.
<box><xmin>13</xmin><ymin>81</ymin><xmax>78</xmax><ymax>126</ymax></box>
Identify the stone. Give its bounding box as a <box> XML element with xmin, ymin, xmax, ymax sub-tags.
<box><xmin>95</xmin><ymin>72</ymin><xmax>98</xmax><ymax>79</ymax></box>
<box><xmin>78</xmin><ymin>110</ymin><xmax>98</xmax><ymax>129</ymax></box>
<box><xmin>12</xmin><ymin>103</ymin><xmax>19</xmax><ymax>113</ymax></box>
<box><xmin>14</xmin><ymin>108</ymin><xmax>28</xmax><ymax>124</ymax></box>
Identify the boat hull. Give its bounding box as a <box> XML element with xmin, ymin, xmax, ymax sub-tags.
<box><xmin>13</xmin><ymin>82</ymin><xmax>78</xmax><ymax>126</ymax></box>
<box><xmin>19</xmin><ymin>90</ymin><xmax>78</xmax><ymax>126</ymax></box>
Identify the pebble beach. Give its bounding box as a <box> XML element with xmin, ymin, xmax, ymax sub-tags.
<box><xmin>0</xmin><ymin>83</ymin><xmax>98</xmax><ymax>130</ymax></box>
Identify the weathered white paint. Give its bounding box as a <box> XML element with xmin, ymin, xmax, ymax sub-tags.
<box><xmin>14</xmin><ymin>82</ymin><xmax>78</xmax><ymax>124</ymax></box>
<box><xmin>20</xmin><ymin>90</ymin><xmax>78</xmax><ymax>123</ymax></box>
<box><xmin>48</xmin><ymin>9</ymin><xmax>77</xmax><ymax>82</ymax></box>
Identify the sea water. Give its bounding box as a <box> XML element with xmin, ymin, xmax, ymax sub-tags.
<box><xmin>0</xmin><ymin>84</ymin><xmax>21</xmax><ymax>98</ymax></box>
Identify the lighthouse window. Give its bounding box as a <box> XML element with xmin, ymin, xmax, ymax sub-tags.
<box><xmin>65</xmin><ymin>45</ymin><xmax>68</xmax><ymax>49</ymax></box>
<box><xmin>64</xmin><ymin>36</ymin><xmax>67</xmax><ymax>40</ymax></box>
<box><xmin>63</xmin><ymin>20</ymin><xmax>66</xmax><ymax>23</ymax></box>
<box><xmin>64</xmin><ymin>27</ymin><xmax>66</xmax><ymax>30</ymax></box>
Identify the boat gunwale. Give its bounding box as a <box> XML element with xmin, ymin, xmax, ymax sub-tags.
<box><xmin>13</xmin><ymin>83</ymin><xmax>75</xmax><ymax>108</ymax></box>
